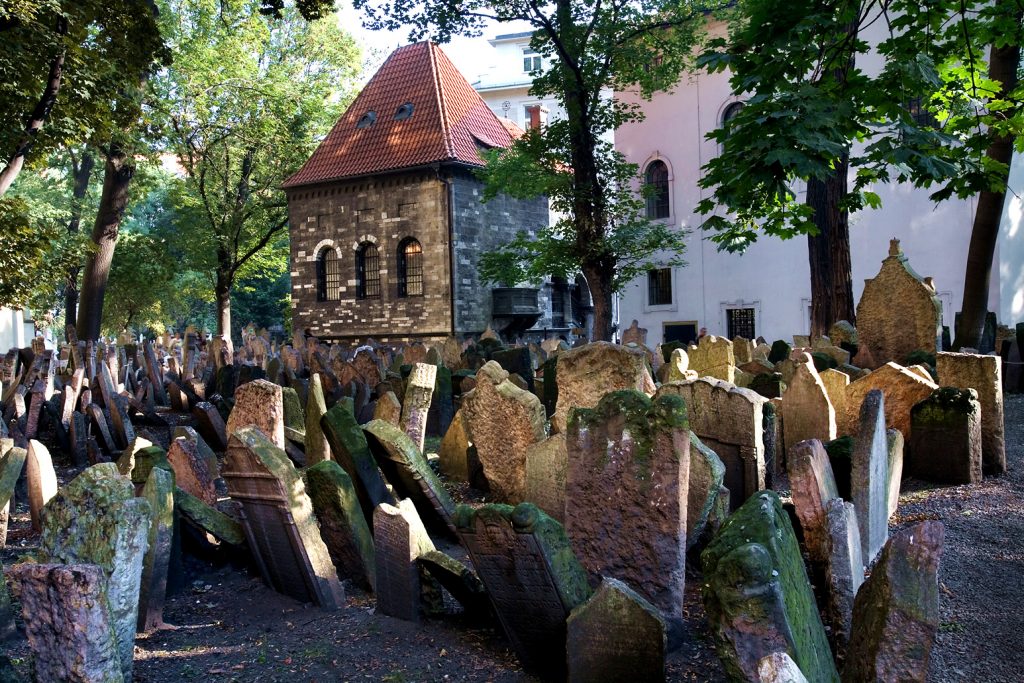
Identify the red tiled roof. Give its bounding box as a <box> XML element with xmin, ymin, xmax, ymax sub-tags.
<box><xmin>283</xmin><ymin>42</ymin><xmax>515</xmax><ymax>188</ymax></box>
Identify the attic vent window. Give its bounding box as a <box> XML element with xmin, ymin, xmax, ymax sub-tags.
<box><xmin>356</xmin><ymin>111</ymin><xmax>377</xmax><ymax>128</ymax></box>
<box><xmin>394</xmin><ymin>102</ymin><xmax>414</xmax><ymax>120</ymax></box>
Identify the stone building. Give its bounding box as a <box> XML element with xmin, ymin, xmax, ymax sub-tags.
<box><xmin>284</xmin><ymin>42</ymin><xmax>551</xmax><ymax>344</ymax></box>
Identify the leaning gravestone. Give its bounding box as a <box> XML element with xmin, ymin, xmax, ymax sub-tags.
<box><xmin>566</xmin><ymin>391</ymin><xmax>689</xmax><ymax>626</ymax></box>
<box><xmin>909</xmin><ymin>387</ymin><xmax>982</xmax><ymax>484</ymax></box>
<box><xmin>842</xmin><ymin>362</ymin><xmax>938</xmax><ymax>440</ymax></box>
<box><xmin>8</xmin><ymin>564</ymin><xmax>124</xmax><ymax>683</ymax></box>
<box><xmin>701</xmin><ymin>491</ymin><xmax>839</xmax><ymax>683</ymax></box>
<box><xmin>852</xmin><ymin>390</ymin><xmax>889</xmax><ymax>564</ymax></box>
<box><xmin>0</xmin><ymin>446</ymin><xmax>26</xmax><ymax>548</ymax></box>
<box><xmin>822</xmin><ymin>497</ymin><xmax>862</xmax><ymax>653</ymax></box>
<box><xmin>786</xmin><ymin>438</ymin><xmax>839</xmax><ymax>563</ymax></box>
<box><xmin>226</xmin><ymin>379</ymin><xmax>285</xmax><ymax>448</ymax></box>
<box><xmin>399</xmin><ymin>362</ymin><xmax>436</xmax><ymax>452</ymax></box>
<box><xmin>37</xmin><ymin>463</ymin><xmax>151</xmax><ymax>679</ymax></box>
<box><xmin>304</xmin><ymin>373</ymin><xmax>332</xmax><ymax>465</ymax></box>
<box><xmin>222</xmin><ymin>427</ymin><xmax>344</xmax><ymax>609</ymax></box>
<box><xmin>373</xmin><ymin>499</ymin><xmax>435</xmax><ymax>622</ymax></box>
<box><xmin>320</xmin><ymin>402</ymin><xmax>395</xmax><ymax>527</ymax></box>
<box><xmin>138</xmin><ymin>467</ymin><xmax>174</xmax><ymax>632</ymax></box>
<box><xmin>438</xmin><ymin>409</ymin><xmax>472</xmax><ymax>481</ymax></box>
<box><xmin>456</xmin><ymin>502</ymin><xmax>592</xmax><ymax>676</ymax></box>
<box><xmin>567</xmin><ymin>576</ymin><xmax>666</xmax><ymax>683</ymax></box>
<box><xmin>936</xmin><ymin>351</ymin><xmax>1005</xmax><ymax>474</ymax></box>
<box><xmin>167</xmin><ymin>437</ymin><xmax>218</xmax><ymax>506</ymax></box>
<box><xmin>305</xmin><ymin>461</ymin><xmax>375</xmax><ymax>591</ymax></box>
<box><xmin>687</xmin><ymin>433</ymin><xmax>726</xmax><ymax>549</ymax></box>
<box><xmin>845</xmin><ymin>521</ymin><xmax>944</xmax><ymax>683</ymax></box>
<box><xmin>192</xmin><ymin>401</ymin><xmax>228</xmax><ymax>451</ymax></box>
<box><xmin>26</xmin><ymin>440</ymin><xmax>57</xmax><ymax>533</ymax></box>
<box><xmin>524</xmin><ymin>433</ymin><xmax>568</xmax><ymax>523</ymax></box>
<box><xmin>553</xmin><ymin>342</ymin><xmax>655</xmax><ymax>434</ymax></box>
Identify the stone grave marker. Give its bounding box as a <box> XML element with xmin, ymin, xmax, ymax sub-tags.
<box><xmin>222</xmin><ymin>427</ymin><xmax>343</xmax><ymax>609</ymax></box>
<box><xmin>372</xmin><ymin>390</ymin><xmax>402</xmax><ymax>425</ymax></box>
<box><xmin>175</xmin><ymin>489</ymin><xmax>245</xmax><ymax>546</ymax></box>
<box><xmin>226</xmin><ymin>379</ymin><xmax>284</xmax><ymax>448</ymax></box>
<box><xmin>138</xmin><ymin>467</ymin><xmax>174</xmax><ymax>632</ymax></box>
<box><xmin>688</xmin><ymin>335</ymin><xmax>736</xmax><ymax>383</ymax></box>
<box><xmin>321</xmin><ymin>402</ymin><xmax>394</xmax><ymax>527</ymax></box>
<box><xmin>399</xmin><ymin>362</ymin><xmax>436</xmax><ymax>452</ymax></box>
<box><xmin>885</xmin><ymin>428</ymin><xmax>903</xmax><ymax>517</ymax></box>
<box><xmin>842</xmin><ymin>362</ymin><xmax>937</xmax><ymax>440</ymax></box>
<box><xmin>305</xmin><ymin>460</ymin><xmax>375</xmax><ymax>591</ymax></box>
<box><xmin>786</xmin><ymin>438</ymin><xmax>839</xmax><ymax>562</ymax></box>
<box><xmin>687</xmin><ymin>432</ymin><xmax>726</xmax><ymax>549</ymax></box>
<box><xmin>304</xmin><ymin>373</ymin><xmax>332</xmax><ymax>465</ymax></box>
<box><xmin>852</xmin><ymin>390</ymin><xmax>889</xmax><ymax>564</ymax></box>
<box><xmin>26</xmin><ymin>439</ymin><xmax>57</xmax><ymax>533</ymax></box>
<box><xmin>759</xmin><ymin>653</ymin><xmax>810</xmax><ymax>683</ymax></box>
<box><xmin>552</xmin><ymin>342</ymin><xmax>654</xmax><ymax>434</ymax></box>
<box><xmin>524</xmin><ymin>433</ymin><xmax>568</xmax><ymax>523</ymax></box>
<box><xmin>167</xmin><ymin>437</ymin><xmax>218</xmax><ymax>506</ymax></box>
<box><xmin>373</xmin><ymin>499</ymin><xmax>435</xmax><ymax>621</ymax></box>
<box><xmin>909</xmin><ymin>387</ymin><xmax>982</xmax><ymax>484</ymax></box>
<box><xmin>438</xmin><ymin>409</ymin><xmax>472</xmax><ymax>481</ymax></box>
<box><xmin>936</xmin><ymin>351</ymin><xmax>1005</xmax><ymax>474</ymax></box>
<box><xmin>782</xmin><ymin>353</ymin><xmax>837</xmax><ymax>453</ymax></box>
<box><xmin>192</xmin><ymin>401</ymin><xmax>228</xmax><ymax>451</ymax></box>
<box><xmin>822</xmin><ymin>498</ymin><xmax>862</xmax><ymax>653</ymax></box>
<box><xmin>0</xmin><ymin>446</ymin><xmax>26</xmax><ymax>548</ymax></box>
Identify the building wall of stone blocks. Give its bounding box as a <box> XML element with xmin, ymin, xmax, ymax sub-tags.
<box><xmin>287</xmin><ymin>171</ymin><xmax>453</xmax><ymax>343</ymax></box>
<box><xmin>449</xmin><ymin>170</ymin><xmax>551</xmax><ymax>335</ymax></box>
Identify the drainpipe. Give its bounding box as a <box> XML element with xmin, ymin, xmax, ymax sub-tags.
<box><xmin>436</xmin><ymin>165</ymin><xmax>457</xmax><ymax>337</ymax></box>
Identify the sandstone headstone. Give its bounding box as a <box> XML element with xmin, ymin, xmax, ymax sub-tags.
<box><xmin>0</xmin><ymin>446</ymin><xmax>26</xmax><ymax>548</ymax></box>
<box><xmin>372</xmin><ymin>390</ymin><xmax>402</xmax><ymax>425</ymax></box>
<box><xmin>701</xmin><ymin>491</ymin><xmax>838</xmax><ymax>683</ymax></box>
<box><xmin>566</xmin><ymin>391</ymin><xmax>689</xmax><ymax>625</ymax></box>
<box><xmin>620</xmin><ymin>319</ymin><xmax>648</xmax><ymax>346</ymax></box>
<box><xmin>759</xmin><ymin>652</ymin><xmax>810</xmax><ymax>683</ymax></box>
<box><xmin>192</xmin><ymin>401</ymin><xmax>228</xmax><ymax>451</ymax></box>
<box><xmin>552</xmin><ymin>342</ymin><xmax>654</xmax><ymax>434</ymax></box>
<box><xmin>688</xmin><ymin>432</ymin><xmax>725</xmax><ymax>549</ymax></box>
<box><xmin>886</xmin><ymin>428</ymin><xmax>903</xmax><ymax>517</ymax></box>
<box><xmin>666</xmin><ymin>347</ymin><xmax>697</xmax><ymax>383</ymax></box>
<box><xmin>852</xmin><ymin>390</ymin><xmax>889</xmax><ymax>564</ymax></box>
<box><xmin>438</xmin><ymin>409</ymin><xmax>472</xmax><ymax>481</ymax></box>
<box><xmin>456</xmin><ymin>502</ymin><xmax>591</xmax><ymax>675</ymax></box>
<box><xmin>843</xmin><ymin>362</ymin><xmax>938</xmax><ymax>440</ymax></box>
<box><xmin>167</xmin><ymin>437</ymin><xmax>218</xmax><ymax>506</ymax></box>
<box><xmin>819</xmin><ymin>368</ymin><xmax>849</xmax><ymax>427</ymax></box>
<box><xmin>222</xmin><ymin>427</ymin><xmax>343</xmax><ymax>608</ymax></box>
<box><xmin>782</xmin><ymin>353</ymin><xmax>837</xmax><ymax>453</ymax></box>
<box><xmin>399</xmin><ymin>362</ymin><xmax>436</xmax><ymax>452</ymax></box>
<box><xmin>226</xmin><ymin>379</ymin><xmax>284</xmax><ymax>448</ymax></box>
<box><xmin>171</xmin><ymin>427</ymin><xmax>218</xmax><ymax>484</ymax></box>
<box><xmin>688</xmin><ymin>335</ymin><xmax>735</xmax><ymax>383</ymax></box>
<box><xmin>566</xmin><ymin>577</ymin><xmax>666</xmax><ymax>683</ymax></box>
<box><xmin>822</xmin><ymin>498</ymin><xmax>862</xmax><ymax>653</ymax></box>
<box><xmin>909</xmin><ymin>387</ymin><xmax>982</xmax><ymax>484</ymax></box>
<box><xmin>320</xmin><ymin>402</ymin><xmax>394</xmax><ymax>526</ymax></box>
<box><xmin>524</xmin><ymin>432</ymin><xmax>568</xmax><ymax>523</ymax></box>
<box><xmin>786</xmin><ymin>438</ymin><xmax>839</xmax><ymax>562</ymax></box>
<box><xmin>304</xmin><ymin>374</ymin><xmax>332</xmax><ymax>465</ymax></box>
<box><xmin>138</xmin><ymin>467</ymin><xmax>174</xmax><ymax>632</ymax></box>
<box><xmin>844</xmin><ymin>521</ymin><xmax>944</xmax><ymax>683</ymax></box>
<box><xmin>305</xmin><ymin>460</ymin><xmax>375</xmax><ymax>591</ymax></box>
<box><xmin>936</xmin><ymin>351</ymin><xmax>1005</xmax><ymax>474</ymax></box>
<box><xmin>26</xmin><ymin>439</ymin><xmax>57</xmax><ymax>533</ymax></box>
<box><xmin>373</xmin><ymin>499</ymin><xmax>435</xmax><ymax>621</ymax></box>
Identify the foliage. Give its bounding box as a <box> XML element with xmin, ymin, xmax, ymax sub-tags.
<box><xmin>696</xmin><ymin>0</ymin><xmax>1024</xmax><ymax>251</ymax></box>
<box><xmin>100</xmin><ymin>230</ymin><xmax>178</xmax><ymax>334</ymax></box>
<box><xmin>0</xmin><ymin>196</ymin><xmax>84</xmax><ymax>308</ymax></box>
<box><xmin>231</xmin><ymin>267</ymin><xmax>290</xmax><ymax>341</ymax></box>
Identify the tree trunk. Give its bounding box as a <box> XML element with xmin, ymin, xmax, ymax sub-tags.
<box><xmin>954</xmin><ymin>4</ymin><xmax>1021</xmax><ymax>350</ymax></box>
<box><xmin>215</xmin><ymin>266</ymin><xmax>233</xmax><ymax>342</ymax></box>
<box><xmin>76</xmin><ymin>146</ymin><xmax>134</xmax><ymax>341</ymax></box>
<box><xmin>0</xmin><ymin>34</ymin><xmax>65</xmax><ymax>197</ymax></box>
<box><xmin>806</xmin><ymin>151</ymin><xmax>854</xmax><ymax>338</ymax></box>
<box><xmin>582</xmin><ymin>262</ymin><xmax>614</xmax><ymax>342</ymax></box>
<box><xmin>64</xmin><ymin>151</ymin><xmax>96</xmax><ymax>337</ymax></box>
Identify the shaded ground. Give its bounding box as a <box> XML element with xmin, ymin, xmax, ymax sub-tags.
<box><xmin>2</xmin><ymin>396</ymin><xmax>1021</xmax><ymax>681</ymax></box>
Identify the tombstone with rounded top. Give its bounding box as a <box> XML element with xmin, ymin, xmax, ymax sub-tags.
<box><xmin>553</xmin><ymin>342</ymin><xmax>655</xmax><ymax>434</ymax></box>
<box><xmin>226</xmin><ymin>379</ymin><xmax>284</xmax><ymax>448</ymax></box>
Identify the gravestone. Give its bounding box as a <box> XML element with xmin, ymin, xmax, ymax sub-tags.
<box><xmin>845</xmin><ymin>521</ymin><xmax>944</xmax><ymax>683</ymax></box>
<box><xmin>320</xmin><ymin>402</ymin><xmax>394</xmax><ymax>527</ymax></box>
<box><xmin>853</xmin><ymin>240</ymin><xmax>942</xmax><ymax>369</ymax></box>
<box><xmin>688</xmin><ymin>335</ymin><xmax>735</xmax><ymax>383</ymax></box>
<box><xmin>438</xmin><ymin>409</ymin><xmax>472</xmax><ymax>481</ymax></box>
<box><xmin>909</xmin><ymin>387</ymin><xmax>982</xmax><ymax>484</ymax></box>
<box><xmin>0</xmin><ymin>447</ymin><xmax>26</xmax><ymax>548</ymax></box>
<box><xmin>373</xmin><ymin>499</ymin><xmax>435</xmax><ymax>622</ymax></box>
<box><xmin>819</xmin><ymin>368</ymin><xmax>850</xmax><ymax>428</ymax></box>
<box><xmin>886</xmin><ymin>428</ymin><xmax>904</xmax><ymax>517</ymax></box>
<box><xmin>566</xmin><ymin>391</ymin><xmax>689</xmax><ymax>625</ymax></box>
<box><xmin>417</xmin><ymin>550</ymin><xmax>490</xmax><ymax>620</ymax></box>
<box><xmin>786</xmin><ymin>438</ymin><xmax>839</xmax><ymax>562</ymax></box>
<box><xmin>304</xmin><ymin>374</ymin><xmax>332</xmax><ymax>465</ymax></box>
<box><xmin>687</xmin><ymin>432</ymin><xmax>726</xmax><ymax>549</ymax></box>
<box><xmin>460</xmin><ymin>361</ymin><xmax>545</xmax><ymax>503</ymax></box>
<box><xmin>8</xmin><ymin>564</ymin><xmax>124</xmax><ymax>683</ymax></box>
<box><xmin>171</xmin><ymin>426</ymin><xmax>219</xmax><ymax>486</ymax></box>
<box><xmin>226</xmin><ymin>379</ymin><xmax>284</xmax><ymax>448</ymax></box>
<box><xmin>167</xmin><ymin>437</ymin><xmax>218</xmax><ymax>506</ymax></box>
<box><xmin>86</xmin><ymin>403</ymin><xmax>117</xmax><ymax>453</ymax></box>
<box><xmin>759</xmin><ymin>653</ymin><xmax>810</xmax><ymax>683</ymax></box>
<box><xmin>524</xmin><ymin>433</ymin><xmax>568</xmax><ymax>523</ymax></box>
<box><xmin>175</xmin><ymin>489</ymin><xmax>245</xmax><ymax>546</ymax></box>
<box><xmin>822</xmin><ymin>498</ymin><xmax>862</xmax><ymax>653</ymax></box>
<box><xmin>852</xmin><ymin>390</ymin><xmax>889</xmax><ymax>564</ymax></box>
<box><xmin>655</xmin><ymin>377</ymin><xmax>768</xmax><ymax>510</ymax></box>
<box><xmin>305</xmin><ymin>461</ymin><xmax>375</xmax><ymax>591</ymax></box>
<box><xmin>733</xmin><ymin>336</ymin><xmax>755</xmax><ymax>365</ymax></box>
<box><xmin>620</xmin><ymin>319</ymin><xmax>648</xmax><ymax>346</ymax></box>
<box><xmin>399</xmin><ymin>362</ymin><xmax>436</xmax><ymax>452</ymax></box>
<box><xmin>138</xmin><ymin>467</ymin><xmax>174</xmax><ymax>632</ymax></box>
<box><xmin>222</xmin><ymin>427</ymin><xmax>343</xmax><ymax>608</ymax></box>
<box><xmin>372</xmin><ymin>390</ymin><xmax>402</xmax><ymax>425</ymax></box>
<box><xmin>192</xmin><ymin>401</ymin><xmax>228</xmax><ymax>451</ymax></box>
<box><xmin>843</xmin><ymin>362</ymin><xmax>938</xmax><ymax>440</ymax></box>
<box><xmin>26</xmin><ymin>439</ymin><xmax>57</xmax><ymax>532</ymax></box>
<box><xmin>280</xmin><ymin>386</ymin><xmax>305</xmax><ymax>442</ymax></box>
<box><xmin>108</xmin><ymin>396</ymin><xmax>135</xmax><ymax>451</ymax></box>
<box><xmin>935</xmin><ymin>351</ymin><xmax>1005</xmax><ymax>474</ymax></box>
<box><xmin>566</xmin><ymin>577</ymin><xmax>666</xmax><ymax>683</ymax></box>
<box><xmin>701</xmin><ymin>491</ymin><xmax>838</xmax><ymax>683</ymax></box>
<box><xmin>456</xmin><ymin>502</ymin><xmax>592</xmax><ymax>676</ymax></box>
<box><xmin>363</xmin><ymin>420</ymin><xmax>457</xmax><ymax>536</ymax></box>
<box><xmin>782</xmin><ymin>353</ymin><xmax>837</xmax><ymax>453</ymax></box>
<box><xmin>553</xmin><ymin>342</ymin><xmax>654</xmax><ymax>434</ymax></box>
<box><xmin>666</xmin><ymin>347</ymin><xmax>697</xmax><ymax>383</ymax></box>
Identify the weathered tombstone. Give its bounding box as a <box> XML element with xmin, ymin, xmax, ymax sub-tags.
<box><xmin>399</xmin><ymin>362</ymin><xmax>436</xmax><ymax>452</ymax></box>
<box><xmin>566</xmin><ymin>577</ymin><xmax>666</xmax><ymax>683</ymax></box>
<box><xmin>107</xmin><ymin>395</ymin><xmax>136</xmax><ymax>450</ymax></box>
<box><xmin>0</xmin><ymin>447</ymin><xmax>26</xmax><ymax>548</ymax></box>
<box><xmin>26</xmin><ymin>439</ymin><xmax>57</xmax><ymax>532</ymax></box>
<box><xmin>226</xmin><ymin>379</ymin><xmax>284</xmax><ymax>448</ymax></box>
<box><xmin>143</xmin><ymin>340</ymin><xmax>168</xmax><ymax>405</ymax></box>
<box><xmin>320</xmin><ymin>402</ymin><xmax>394</xmax><ymax>526</ymax></box>
<box><xmin>844</xmin><ymin>521</ymin><xmax>944</xmax><ymax>683</ymax></box>
<box><xmin>552</xmin><ymin>342</ymin><xmax>654</xmax><ymax>434</ymax></box>
<box><xmin>373</xmin><ymin>499</ymin><xmax>435</xmax><ymax>621</ymax></box>
<box><xmin>305</xmin><ymin>460</ymin><xmax>375</xmax><ymax>591</ymax></box>
<box><xmin>786</xmin><ymin>438</ymin><xmax>839</xmax><ymax>562</ymax></box>
<box><xmin>819</xmin><ymin>368</ymin><xmax>850</xmax><ymax>427</ymax></box>
<box><xmin>417</xmin><ymin>550</ymin><xmax>490</xmax><ymax>619</ymax></box>
<box><xmin>460</xmin><ymin>361</ymin><xmax>545</xmax><ymax>503</ymax></box>
<box><xmin>280</xmin><ymin>385</ymin><xmax>305</xmax><ymax>441</ymax></box>
<box><xmin>701</xmin><ymin>491</ymin><xmax>839</xmax><ymax>683</ymax></box>
<box><xmin>524</xmin><ymin>433</ymin><xmax>568</xmax><ymax>523</ymax></box>
<box><xmin>456</xmin><ymin>502</ymin><xmax>592</xmax><ymax>675</ymax></box>
<box><xmin>687</xmin><ymin>335</ymin><xmax>736</xmax><ymax>383</ymax></box>
<box><xmin>655</xmin><ymin>377</ymin><xmax>768</xmax><ymax>510</ymax></box>
<box><xmin>175</xmin><ymin>489</ymin><xmax>245</xmax><ymax>546</ymax></box>
<box><xmin>852</xmin><ymin>390</ymin><xmax>889</xmax><ymax>564</ymax></box>
<box><xmin>222</xmin><ymin>427</ymin><xmax>344</xmax><ymax>608</ymax></box>
<box><xmin>167</xmin><ymin>437</ymin><xmax>218</xmax><ymax>506</ymax></box>
<box><xmin>822</xmin><ymin>498</ymin><xmax>862</xmax><ymax>653</ymax></box>
<box><xmin>138</xmin><ymin>467</ymin><xmax>174</xmax><ymax>632</ymax></box>
<box><xmin>769</xmin><ymin>339</ymin><xmax>792</xmax><ymax>364</ymax></box>
<box><xmin>935</xmin><ymin>351</ymin><xmax>1005</xmax><ymax>474</ymax></box>
<box><xmin>842</xmin><ymin>362</ymin><xmax>937</xmax><ymax>440</ymax></box>
<box><xmin>759</xmin><ymin>652</ymin><xmax>810</xmax><ymax>683</ymax></box>
<box><xmin>363</xmin><ymin>420</ymin><xmax>456</xmax><ymax>535</ymax></box>
<box><xmin>666</xmin><ymin>347</ymin><xmax>697</xmax><ymax>383</ymax></box>
<box><xmin>908</xmin><ymin>387</ymin><xmax>982</xmax><ymax>484</ymax></box>
<box><xmin>687</xmin><ymin>432</ymin><xmax>726</xmax><ymax>549</ymax></box>
<box><xmin>732</xmin><ymin>336</ymin><xmax>755</xmax><ymax>365</ymax></box>
<box><xmin>438</xmin><ymin>409</ymin><xmax>472</xmax><ymax>481</ymax></box>
<box><xmin>566</xmin><ymin>391</ymin><xmax>689</xmax><ymax>625</ymax></box>
<box><xmin>37</xmin><ymin>464</ymin><xmax>151</xmax><ymax>678</ymax></box>
<box><xmin>885</xmin><ymin>428</ymin><xmax>903</xmax><ymax>517</ymax></box>
<box><xmin>8</xmin><ymin>563</ymin><xmax>124</xmax><ymax>683</ymax></box>
<box><xmin>372</xmin><ymin>390</ymin><xmax>402</xmax><ymax>425</ymax></box>
<box><xmin>620</xmin><ymin>319</ymin><xmax>648</xmax><ymax>346</ymax></box>
<box><xmin>782</xmin><ymin>353</ymin><xmax>837</xmax><ymax>453</ymax></box>
<box><xmin>192</xmin><ymin>401</ymin><xmax>229</xmax><ymax>451</ymax></box>
<box><xmin>69</xmin><ymin>410</ymin><xmax>88</xmax><ymax>466</ymax></box>
<box><xmin>853</xmin><ymin>240</ymin><xmax>942</xmax><ymax>369</ymax></box>
<box><xmin>304</xmin><ymin>373</ymin><xmax>332</xmax><ymax>465</ymax></box>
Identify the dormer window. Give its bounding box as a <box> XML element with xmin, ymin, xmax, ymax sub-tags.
<box><xmin>394</xmin><ymin>102</ymin><xmax>414</xmax><ymax>120</ymax></box>
<box><xmin>356</xmin><ymin>111</ymin><xmax>377</xmax><ymax>129</ymax></box>
<box><xmin>523</xmin><ymin>48</ymin><xmax>542</xmax><ymax>73</ymax></box>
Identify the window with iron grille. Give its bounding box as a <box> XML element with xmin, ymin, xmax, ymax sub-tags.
<box><xmin>316</xmin><ymin>247</ymin><xmax>340</xmax><ymax>301</ymax></box>
<box><xmin>727</xmin><ymin>307</ymin><xmax>756</xmax><ymax>340</ymax></box>
<box><xmin>550</xmin><ymin>276</ymin><xmax>567</xmax><ymax>327</ymax></box>
<box><xmin>356</xmin><ymin>242</ymin><xmax>380</xmax><ymax>300</ymax></box>
<box><xmin>645</xmin><ymin>160</ymin><xmax>669</xmax><ymax>219</ymax></box>
<box><xmin>648</xmin><ymin>268</ymin><xmax>672</xmax><ymax>306</ymax></box>
<box><xmin>397</xmin><ymin>238</ymin><xmax>423</xmax><ymax>297</ymax></box>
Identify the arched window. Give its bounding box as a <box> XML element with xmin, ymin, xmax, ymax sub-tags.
<box><xmin>722</xmin><ymin>101</ymin><xmax>744</xmax><ymax>126</ymax></box>
<box><xmin>355</xmin><ymin>242</ymin><xmax>380</xmax><ymax>300</ymax></box>
<box><xmin>316</xmin><ymin>247</ymin><xmax>340</xmax><ymax>301</ymax></box>
<box><xmin>397</xmin><ymin>238</ymin><xmax>423</xmax><ymax>297</ymax></box>
<box><xmin>644</xmin><ymin>160</ymin><xmax>669</xmax><ymax>219</ymax></box>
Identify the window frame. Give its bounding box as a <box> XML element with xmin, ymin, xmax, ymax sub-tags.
<box><xmin>644</xmin><ymin>159</ymin><xmax>670</xmax><ymax>220</ymax></box>
<box><xmin>316</xmin><ymin>247</ymin><xmax>341</xmax><ymax>302</ymax></box>
<box><xmin>397</xmin><ymin>237</ymin><xmax>424</xmax><ymax>298</ymax></box>
<box><xmin>647</xmin><ymin>267</ymin><xmax>673</xmax><ymax>307</ymax></box>
<box><xmin>355</xmin><ymin>242</ymin><xmax>381</xmax><ymax>300</ymax></box>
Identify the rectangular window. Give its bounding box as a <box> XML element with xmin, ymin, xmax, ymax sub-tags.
<box><xmin>727</xmin><ymin>307</ymin><xmax>756</xmax><ymax>339</ymax></box>
<box><xmin>524</xmin><ymin>104</ymin><xmax>543</xmax><ymax>130</ymax></box>
<box><xmin>551</xmin><ymin>278</ymin><xmax>567</xmax><ymax>327</ymax></box>
<box><xmin>647</xmin><ymin>268</ymin><xmax>672</xmax><ymax>306</ymax></box>
<box><xmin>324</xmin><ymin>256</ymin><xmax>340</xmax><ymax>301</ymax></box>
<box><xmin>523</xmin><ymin>50</ymin><xmax>542</xmax><ymax>73</ymax></box>
<box><xmin>664</xmin><ymin>322</ymin><xmax>698</xmax><ymax>345</ymax></box>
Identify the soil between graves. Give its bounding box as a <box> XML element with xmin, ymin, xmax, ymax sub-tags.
<box><xmin>2</xmin><ymin>396</ymin><xmax>1022</xmax><ymax>682</ymax></box>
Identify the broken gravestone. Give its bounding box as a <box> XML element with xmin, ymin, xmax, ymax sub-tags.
<box><xmin>225</xmin><ymin>379</ymin><xmax>285</xmax><ymax>448</ymax></box>
<box><xmin>400</xmin><ymin>362</ymin><xmax>436</xmax><ymax>453</ymax></box>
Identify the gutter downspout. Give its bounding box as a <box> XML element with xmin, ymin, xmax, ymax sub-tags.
<box><xmin>436</xmin><ymin>164</ymin><xmax>457</xmax><ymax>337</ymax></box>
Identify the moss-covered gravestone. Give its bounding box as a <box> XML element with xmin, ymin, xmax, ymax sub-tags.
<box><xmin>566</xmin><ymin>391</ymin><xmax>689</xmax><ymax>625</ymax></box>
<box><xmin>688</xmin><ymin>432</ymin><xmax>726</xmax><ymax>549</ymax></box>
<box><xmin>566</xmin><ymin>577</ymin><xmax>666</xmax><ymax>683</ymax></box>
<box><xmin>175</xmin><ymin>489</ymin><xmax>245</xmax><ymax>546</ymax></box>
<box><xmin>305</xmin><ymin>461</ymin><xmax>375</xmax><ymax>591</ymax></box>
<box><xmin>373</xmin><ymin>499</ymin><xmax>435</xmax><ymax>622</ymax></box>
<box><xmin>456</xmin><ymin>502</ymin><xmax>592</xmax><ymax>676</ymax></box>
<box><xmin>304</xmin><ymin>374</ymin><xmax>332</xmax><ymax>465</ymax></box>
<box><xmin>280</xmin><ymin>386</ymin><xmax>305</xmax><ymax>441</ymax></box>
<box><xmin>222</xmin><ymin>427</ymin><xmax>344</xmax><ymax>609</ymax></box>
<box><xmin>138</xmin><ymin>467</ymin><xmax>175</xmax><ymax>632</ymax></box>
<box><xmin>321</xmin><ymin>403</ymin><xmax>394</xmax><ymax>528</ymax></box>
<box><xmin>909</xmin><ymin>387</ymin><xmax>982</xmax><ymax>485</ymax></box>
<box><xmin>363</xmin><ymin>420</ymin><xmax>456</xmax><ymax>536</ymax></box>
<box><xmin>0</xmin><ymin>446</ymin><xmax>26</xmax><ymax>548</ymax></box>
<box><xmin>701</xmin><ymin>491</ymin><xmax>839</xmax><ymax>683</ymax></box>
<box><xmin>417</xmin><ymin>550</ymin><xmax>490</xmax><ymax>620</ymax></box>
<box><xmin>38</xmin><ymin>463</ymin><xmax>152</xmax><ymax>679</ymax></box>
<box><xmin>768</xmin><ymin>340</ymin><xmax>792</xmax><ymax>364</ymax></box>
